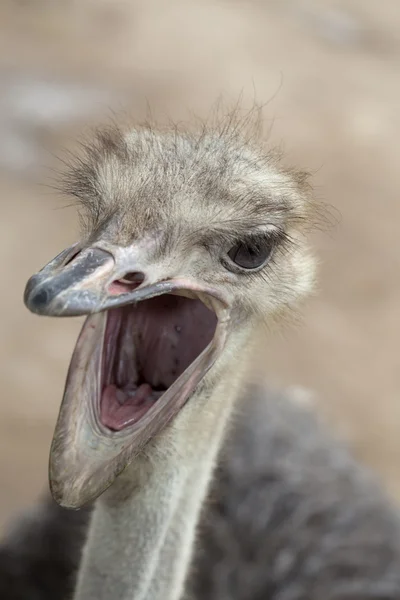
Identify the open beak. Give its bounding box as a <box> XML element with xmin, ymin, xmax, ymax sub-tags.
<box><xmin>24</xmin><ymin>244</ymin><xmax>230</xmax><ymax>509</ymax></box>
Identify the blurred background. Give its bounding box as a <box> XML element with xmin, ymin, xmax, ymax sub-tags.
<box><xmin>0</xmin><ymin>0</ymin><xmax>399</xmax><ymax>528</ymax></box>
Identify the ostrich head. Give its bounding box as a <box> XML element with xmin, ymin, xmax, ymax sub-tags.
<box><xmin>24</xmin><ymin>120</ymin><xmax>316</xmax><ymax>508</ymax></box>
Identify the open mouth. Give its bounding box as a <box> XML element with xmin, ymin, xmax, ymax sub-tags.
<box><xmin>24</xmin><ymin>245</ymin><xmax>230</xmax><ymax>508</ymax></box>
<box><xmin>99</xmin><ymin>295</ymin><xmax>217</xmax><ymax>432</ymax></box>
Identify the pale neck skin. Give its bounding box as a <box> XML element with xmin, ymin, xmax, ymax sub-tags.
<box><xmin>73</xmin><ymin>335</ymin><xmax>252</xmax><ymax>600</ymax></box>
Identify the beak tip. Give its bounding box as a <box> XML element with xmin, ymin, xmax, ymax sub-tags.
<box><xmin>23</xmin><ymin>275</ymin><xmax>47</xmax><ymax>315</ymax></box>
<box><xmin>23</xmin><ymin>246</ymin><xmax>115</xmax><ymax>318</ymax></box>
<box><xmin>25</xmin><ymin>287</ymin><xmax>49</xmax><ymax>314</ymax></box>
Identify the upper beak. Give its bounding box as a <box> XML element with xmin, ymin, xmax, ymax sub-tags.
<box><xmin>24</xmin><ymin>243</ymin><xmax>230</xmax><ymax>319</ymax></box>
<box><xmin>24</xmin><ymin>244</ymin><xmax>200</xmax><ymax>318</ymax></box>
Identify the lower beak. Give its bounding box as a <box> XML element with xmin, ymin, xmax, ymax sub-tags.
<box><xmin>24</xmin><ymin>244</ymin><xmax>231</xmax><ymax>508</ymax></box>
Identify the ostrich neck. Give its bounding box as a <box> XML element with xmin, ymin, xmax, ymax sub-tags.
<box><xmin>73</xmin><ymin>359</ymin><xmax>247</xmax><ymax>600</ymax></box>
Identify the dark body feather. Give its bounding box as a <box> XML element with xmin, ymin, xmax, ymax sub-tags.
<box><xmin>1</xmin><ymin>385</ymin><xmax>400</xmax><ymax>599</ymax></box>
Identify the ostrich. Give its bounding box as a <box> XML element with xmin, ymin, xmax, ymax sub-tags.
<box><xmin>1</xmin><ymin>119</ymin><xmax>400</xmax><ymax>600</ymax></box>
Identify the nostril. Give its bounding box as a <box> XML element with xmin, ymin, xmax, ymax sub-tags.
<box><xmin>118</xmin><ymin>272</ymin><xmax>145</xmax><ymax>285</ymax></box>
<box><xmin>109</xmin><ymin>272</ymin><xmax>145</xmax><ymax>296</ymax></box>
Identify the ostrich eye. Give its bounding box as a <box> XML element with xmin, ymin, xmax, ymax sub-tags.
<box><xmin>227</xmin><ymin>236</ymin><xmax>275</xmax><ymax>271</ymax></box>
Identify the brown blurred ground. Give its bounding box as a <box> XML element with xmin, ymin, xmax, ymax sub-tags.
<box><xmin>0</xmin><ymin>0</ymin><xmax>399</xmax><ymax>528</ymax></box>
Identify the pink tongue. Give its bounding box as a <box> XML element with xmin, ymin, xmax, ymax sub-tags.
<box><xmin>100</xmin><ymin>384</ymin><xmax>154</xmax><ymax>431</ymax></box>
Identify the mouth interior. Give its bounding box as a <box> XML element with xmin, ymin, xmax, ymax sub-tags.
<box><xmin>100</xmin><ymin>294</ymin><xmax>218</xmax><ymax>431</ymax></box>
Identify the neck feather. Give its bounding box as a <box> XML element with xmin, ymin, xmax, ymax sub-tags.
<box><xmin>73</xmin><ymin>347</ymin><xmax>249</xmax><ymax>600</ymax></box>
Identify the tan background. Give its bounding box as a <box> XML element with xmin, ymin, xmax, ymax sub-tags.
<box><xmin>0</xmin><ymin>0</ymin><xmax>399</xmax><ymax>528</ymax></box>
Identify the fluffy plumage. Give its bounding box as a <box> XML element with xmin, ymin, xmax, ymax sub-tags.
<box><xmin>57</xmin><ymin>118</ymin><xmax>319</xmax><ymax>336</ymax></box>
<box><xmin>2</xmin><ymin>117</ymin><xmax>395</xmax><ymax>599</ymax></box>
<box><xmin>60</xmin><ymin>117</ymin><xmax>315</xmax><ymax>242</ymax></box>
<box><xmin>0</xmin><ymin>497</ymin><xmax>90</xmax><ymax>600</ymax></box>
<box><xmin>1</xmin><ymin>385</ymin><xmax>399</xmax><ymax>600</ymax></box>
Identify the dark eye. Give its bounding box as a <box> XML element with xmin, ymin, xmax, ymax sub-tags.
<box><xmin>227</xmin><ymin>237</ymin><xmax>274</xmax><ymax>271</ymax></box>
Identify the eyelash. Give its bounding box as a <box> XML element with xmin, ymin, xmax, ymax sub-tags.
<box><xmin>222</xmin><ymin>229</ymin><xmax>288</xmax><ymax>274</ymax></box>
<box><xmin>199</xmin><ymin>226</ymin><xmax>294</xmax><ymax>274</ymax></box>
